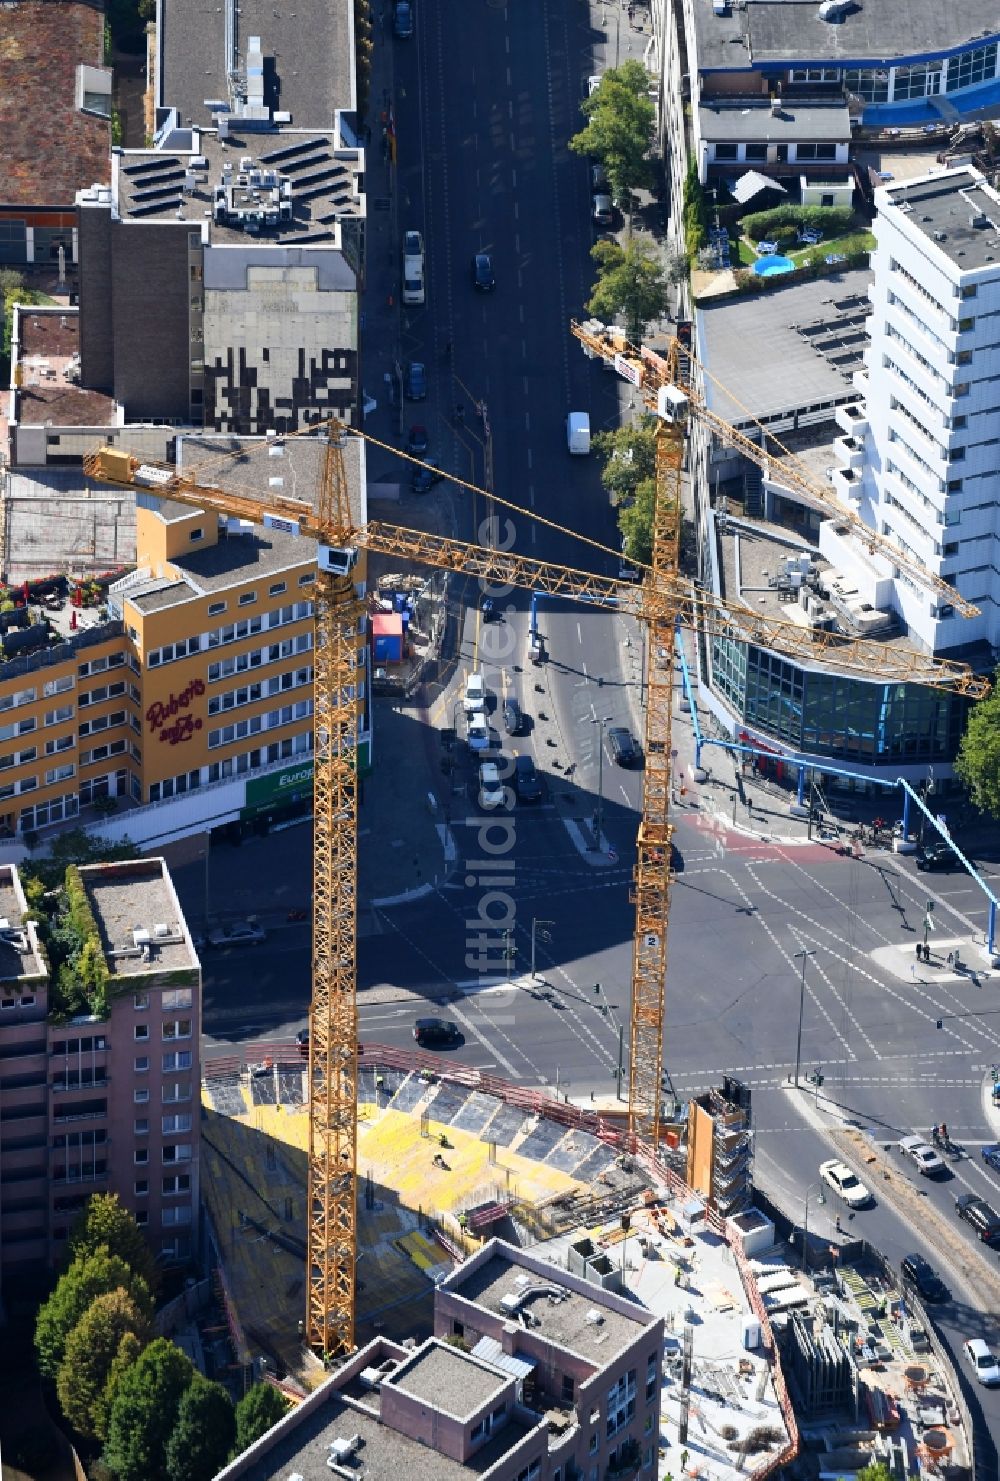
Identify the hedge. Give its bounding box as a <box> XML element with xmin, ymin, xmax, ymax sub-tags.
<box><xmin>740</xmin><ymin>204</ymin><xmax>854</xmax><ymax>244</ymax></box>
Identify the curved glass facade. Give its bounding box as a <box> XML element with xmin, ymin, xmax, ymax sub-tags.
<box><xmin>710</xmin><ymin>636</ymin><xmax>970</xmax><ymax>764</ymax></box>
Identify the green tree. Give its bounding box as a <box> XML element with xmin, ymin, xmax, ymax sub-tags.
<box><xmin>569</xmin><ymin>60</ymin><xmax>654</xmax><ymax>204</ymax></box>
<box><xmin>105</xmin><ymin>1339</ymin><xmax>196</xmax><ymax>1481</ymax></box>
<box><xmin>56</xmin><ymin>1289</ymin><xmax>148</xmax><ymax>1438</ymax></box>
<box><xmin>165</xmin><ymin>1376</ymin><xmax>236</xmax><ymax>1481</ymax></box>
<box><xmin>34</xmin><ymin>1248</ymin><xmax>152</xmax><ymax>1381</ymax></box>
<box><xmin>856</xmin><ymin>1465</ymin><xmax>893</xmax><ymax>1481</ymax></box>
<box><xmin>68</xmin><ymin>1193</ymin><xmax>157</xmax><ymax>1290</ymax></box>
<box><xmin>233</xmin><ymin>1384</ymin><xmax>290</xmax><ymax>1455</ymax></box>
<box><xmin>618</xmin><ymin>477</ymin><xmax>657</xmax><ymax>566</ymax></box>
<box><xmin>593</xmin><ymin>417</ymin><xmax>658</xmax><ymax>508</ymax></box>
<box><xmin>95</xmin><ymin>1330</ymin><xmax>144</xmax><ymax>1442</ymax></box>
<box><xmin>955</xmin><ymin>670</ymin><xmax>1000</xmax><ymax>820</ymax></box>
<box><xmin>682</xmin><ymin>158</ymin><xmax>708</xmax><ymax>260</ymax></box>
<box><xmin>588</xmin><ymin>237</ymin><xmax>670</xmax><ymax>347</ymax></box>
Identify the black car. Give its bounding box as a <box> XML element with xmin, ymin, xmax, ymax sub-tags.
<box><xmin>917</xmin><ymin>840</ymin><xmax>960</xmax><ymax>871</ymax></box>
<box><xmin>513</xmin><ymin>754</ymin><xmax>542</xmax><ymax>803</ymax></box>
<box><xmin>406</xmin><ymin>424</ymin><xmax>429</xmax><ymax>455</ymax></box>
<box><xmin>405</xmin><ymin>360</ymin><xmax>427</xmax><ymax>400</ymax></box>
<box><xmin>472</xmin><ymin>252</ymin><xmax>495</xmax><ymax>291</ymax></box>
<box><xmin>503</xmin><ymin>697</ymin><xmax>524</xmax><ymax>736</ymax></box>
<box><xmin>956</xmin><ymin>1193</ymin><xmax>1000</xmax><ymax>1244</ymax></box>
<box><xmin>608</xmin><ymin>726</ymin><xmax>640</xmax><ymax>767</ymax></box>
<box><xmin>413</xmin><ymin>1017</ymin><xmax>461</xmax><ymax>1048</ymax></box>
<box><xmin>411</xmin><ymin>457</ymin><xmax>443</xmax><ymax>494</ymax></box>
<box><xmin>900</xmin><ymin>1253</ymin><xmax>947</xmax><ymax>1302</ymax></box>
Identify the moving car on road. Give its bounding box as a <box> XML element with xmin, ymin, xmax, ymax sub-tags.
<box><xmin>982</xmin><ymin>1144</ymin><xmax>1000</xmax><ymax>1172</ymax></box>
<box><xmin>463</xmin><ymin>672</ymin><xmax>485</xmax><ymax>714</ymax></box>
<box><xmin>471</xmin><ymin>253</ymin><xmax>495</xmax><ymax>291</ymax></box>
<box><xmin>405</xmin><ymin>361</ymin><xmax>427</xmax><ymax>400</ymax></box>
<box><xmin>964</xmin><ymin>1338</ymin><xmax>1000</xmax><ymax>1386</ymax></box>
<box><xmin>503</xmin><ymin>697</ymin><xmax>524</xmax><ymax>736</ymax></box>
<box><xmin>513</xmin><ymin>753</ymin><xmax>542</xmax><ymax>803</ymax></box>
<box><xmin>207</xmin><ymin>921</ymin><xmax>266</xmax><ymax>949</ymax></box>
<box><xmin>900</xmin><ymin>1253</ymin><xmax>947</xmax><ymax>1303</ymax></box>
<box><xmin>393</xmin><ymin>0</ymin><xmax>413</xmax><ymax>37</ymax></box>
<box><xmin>608</xmin><ymin>726</ymin><xmax>640</xmax><ymax>767</ymax></box>
<box><xmin>916</xmin><ymin>840</ymin><xmax>960</xmax><ymax>871</ymax></box>
<box><xmin>955</xmin><ymin>1193</ymin><xmax>1000</xmax><ymax>1244</ymax></box>
<box><xmin>406</xmin><ymin>424</ymin><xmax>429</xmax><ymax>455</ymax></box>
<box><xmin>478</xmin><ymin>760</ymin><xmax>508</xmax><ymax>811</ymax></box>
<box><xmin>467</xmin><ymin>715</ymin><xmax>490</xmax><ymax>753</ymax></box>
<box><xmin>413</xmin><ymin>1017</ymin><xmax>461</xmax><ymax>1048</ymax></box>
<box><xmin>411</xmin><ymin>458</ymin><xmax>443</xmax><ymax>494</ymax></box>
<box><xmin>898</xmin><ymin>1134</ymin><xmax>946</xmax><ymax>1176</ymax></box>
<box><xmin>819</xmin><ymin>1158</ymin><xmax>871</xmax><ymax>1208</ymax></box>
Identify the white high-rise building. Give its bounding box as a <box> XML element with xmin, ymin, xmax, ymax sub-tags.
<box><xmin>848</xmin><ymin>167</ymin><xmax>1000</xmax><ymax>657</ymax></box>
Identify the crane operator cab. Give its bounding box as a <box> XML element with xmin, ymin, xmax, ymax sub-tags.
<box><xmin>657</xmin><ymin>385</ymin><xmax>689</xmax><ymax>425</ymax></box>
<box><xmin>317</xmin><ymin>544</ymin><xmax>359</xmax><ymax>578</ymax></box>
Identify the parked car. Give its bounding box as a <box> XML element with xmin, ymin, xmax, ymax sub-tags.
<box><xmin>819</xmin><ymin>1158</ymin><xmax>871</xmax><ymax>1208</ymax></box>
<box><xmin>900</xmin><ymin>1253</ymin><xmax>947</xmax><ymax>1303</ymax></box>
<box><xmin>964</xmin><ymin>1338</ymin><xmax>1000</xmax><ymax>1386</ymax></box>
<box><xmin>413</xmin><ymin>1017</ymin><xmax>461</xmax><ymax>1048</ymax></box>
<box><xmin>471</xmin><ymin>252</ymin><xmax>495</xmax><ymax>291</ymax></box>
<box><xmin>608</xmin><ymin>726</ymin><xmax>640</xmax><ymax>767</ymax></box>
<box><xmin>478</xmin><ymin>759</ymin><xmax>508</xmax><ymax>811</ymax></box>
<box><xmin>898</xmin><ymin>1134</ymin><xmax>946</xmax><ymax>1176</ymax></box>
<box><xmin>406</xmin><ymin>424</ymin><xmax>429</xmax><ymax>455</ymax></box>
<box><xmin>513</xmin><ymin>753</ymin><xmax>542</xmax><ymax>803</ymax></box>
<box><xmin>503</xmin><ymin>697</ymin><xmax>524</xmax><ymax>736</ymax></box>
<box><xmin>955</xmin><ymin>1193</ymin><xmax>1000</xmax><ymax>1244</ymax></box>
<box><xmin>411</xmin><ymin>457</ymin><xmax>443</xmax><ymax>494</ymax></box>
<box><xmin>207</xmin><ymin>920</ymin><xmax>266</xmax><ymax>949</ymax></box>
<box><xmin>405</xmin><ymin>360</ymin><xmax>427</xmax><ymax>400</ymax></box>
<box><xmin>916</xmin><ymin>840</ymin><xmax>960</xmax><ymax>871</ymax></box>
<box><xmin>393</xmin><ymin>0</ymin><xmax>413</xmax><ymax>37</ymax></box>
<box><xmin>590</xmin><ymin>162</ymin><xmax>608</xmax><ymax>193</ymax></box>
<box><xmin>592</xmin><ymin>194</ymin><xmax>614</xmax><ymax>228</ymax></box>
<box><xmin>463</xmin><ymin>671</ymin><xmax>486</xmax><ymax>714</ymax></box>
<box><xmin>467</xmin><ymin>715</ymin><xmax>490</xmax><ymax>752</ymax></box>
<box><xmin>982</xmin><ymin>1144</ymin><xmax>1000</xmax><ymax>1172</ymax></box>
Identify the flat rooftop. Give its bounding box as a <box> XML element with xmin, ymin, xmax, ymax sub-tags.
<box><xmin>699</xmin><ymin>101</ymin><xmax>850</xmax><ymax>143</ymax></box>
<box><xmin>126</xmin><ymin>524</ymin><xmax>314</xmax><ymax>613</ymax></box>
<box><xmin>390</xmin><ymin>1343</ymin><xmax>507</xmax><ymax>1418</ymax></box>
<box><xmin>882</xmin><ymin>169</ymin><xmax>1000</xmax><ymax>272</ymax></box>
<box><xmin>115</xmin><ymin>132</ymin><xmax>363</xmax><ymax>242</ymax></box>
<box><xmin>693</xmin><ymin>0</ymin><xmax>1000</xmax><ymax>72</ymax></box>
<box><xmin>0</xmin><ymin>874</ymin><xmax>46</xmax><ymax>984</ymax></box>
<box><xmin>159</xmin><ymin>0</ymin><xmax>353</xmax><ymax>132</ymax></box>
<box><xmin>81</xmin><ymin>860</ymin><xmax>196</xmax><ymax>977</ymax></box>
<box><xmin>1</xmin><ymin>0</ymin><xmax>110</xmax><ymax>207</ymax></box>
<box><xmin>450</xmin><ymin>1251</ymin><xmax>652</xmax><ymax>1361</ymax></box>
<box><xmin>14</xmin><ymin>309</ymin><xmax>115</xmax><ymax>428</ymax></box>
<box><xmin>698</xmin><ymin>268</ymin><xmax>871</xmax><ymax>428</ymax></box>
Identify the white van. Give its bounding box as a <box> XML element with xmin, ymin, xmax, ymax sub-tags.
<box><xmin>402</xmin><ymin>229</ymin><xmax>425</xmax><ymax>305</ymax></box>
<box><xmin>566</xmin><ymin>412</ymin><xmax>591</xmax><ymax>455</ymax></box>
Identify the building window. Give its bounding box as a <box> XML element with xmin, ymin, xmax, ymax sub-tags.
<box><xmin>713</xmin><ymin>143</ymin><xmax>738</xmax><ymax>161</ymax></box>
<box><xmin>134</xmin><ymin>1088</ymin><xmax>150</xmax><ymax>1104</ymax></box>
<box><xmin>744</xmin><ymin>143</ymin><xmax>767</xmax><ymax>162</ymax></box>
<box><xmin>135</xmin><ymin>1210</ymin><xmax>149</xmax><ymax>1226</ymax></box>
<box><xmin>162</xmin><ymin>1051</ymin><xmax>193</xmax><ymax>1072</ymax></box>
<box><xmin>163</xmin><ymin>1080</ymin><xmax>192</xmax><ymax>1103</ymax></box>
<box><xmin>134</xmin><ymin>1024</ymin><xmax>149</xmax><ymax>1041</ymax></box>
<box><xmin>590</xmin><ymin>1434</ymin><xmax>599</xmax><ymax>1456</ymax></box>
<box><xmin>162</xmin><ymin>1114</ymin><xmax>193</xmax><ymax>1134</ymax></box>
<box><xmin>239</xmin><ymin>591</ymin><xmax>257</xmax><ymax>607</ymax></box>
<box><xmin>134</xmin><ymin>1056</ymin><xmax>149</xmax><ymax>1072</ymax></box>
<box><xmin>162</xmin><ymin>1143</ymin><xmax>193</xmax><ymax>1163</ymax></box>
<box><xmin>189</xmin><ymin>527</ymin><xmax>204</xmax><ymax>542</ymax></box>
<box><xmin>134</xmin><ymin>1149</ymin><xmax>149</xmax><ymax>1165</ymax></box>
<box><xmin>134</xmin><ymin>993</ymin><xmax>150</xmax><ymax>1010</ymax></box>
<box><xmin>162</xmin><ymin>1174</ymin><xmax>191</xmax><ymax>1196</ymax></box>
<box><xmin>298</xmin><ymin>572</ymin><xmax>315</xmax><ymax>586</ymax></box>
<box><xmin>134</xmin><ymin>1181</ymin><xmax>149</xmax><ymax>1196</ymax></box>
<box><xmin>946</xmin><ymin>42</ymin><xmax>998</xmax><ymax>94</ymax></box>
<box><xmin>134</xmin><ymin>1119</ymin><xmax>149</xmax><ymax>1136</ymax></box>
<box><xmin>562</xmin><ymin>1374</ymin><xmax>575</xmax><ymax>1402</ymax></box>
<box><xmin>208</xmin><ymin>602</ymin><xmax>226</xmax><ymax>617</ymax></box>
<box><xmin>269</xmin><ymin>581</ymin><xmax>287</xmax><ymax>596</ymax></box>
<box><xmin>161</xmin><ymin>1019</ymin><xmax>192</xmax><ymax>1041</ymax></box>
<box><xmin>162</xmin><ymin>1204</ymin><xmax>193</xmax><ymax>1226</ymax></box>
<box><xmin>161</xmin><ymin>989</ymin><xmax>193</xmax><ymax>1010</ymax></box>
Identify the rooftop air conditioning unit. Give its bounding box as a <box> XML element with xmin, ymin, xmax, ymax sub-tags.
<box><xmin>153</xmin><ymin>923</ymin><xmax>171</xmax><ymax>939</ymax></box>
<box><xmin>328</xmin><ymin>1436</ymin><xmax>360</xmax><ymax>1463</ymax></box>
<box><xmin>585</xmin><ymin>1308</ymin><xmax>605</xmax><ymax>1326</ymax></box>
<box><xmin>133</xmin><ymin>927</ymin><xmax>152</xmax><ymax>948</ymax></box>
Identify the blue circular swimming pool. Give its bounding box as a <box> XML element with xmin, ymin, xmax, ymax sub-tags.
<box><xmin>753</xmin><ymin>255</ymin><xmax>795</xmax><ymax>277</ymax></box>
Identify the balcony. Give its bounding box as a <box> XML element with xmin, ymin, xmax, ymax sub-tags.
<box><xmin>835</xmin><ymin>403</ymin><xmax>868</xmax><ymax>439</ymax></box>
<box><xmin>51</xmin><ymin>1077</ymin><xmax>108</xmax><ymax>1093</ymax></box>
<box><xmin>831</xmin><ymin>466</ymin><xmax>862</xmax><ymax>511</ymax></box>
<box><xmin>606</xmin><ymin>1440</ymin><xmax>642</xmax><ymax>1479</ymax></box>
<box><xmin>833</xmin><ymin>434</ymin><xmax>864</xmax><ymax>470</ymax></box>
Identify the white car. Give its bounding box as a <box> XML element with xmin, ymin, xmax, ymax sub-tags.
<box><xmin>463</xmin><ymin>671</ymin><xmax>486</xmax><ymax>714</ymax></box>
<box><xmin>898</xmin><ymin>1135</ymin><xmax>946</xmax><ymax>1176</ymax></box>
<box><xmin>467</xmin><ymin>715</ymin><xmax>490</xmax><ymax>752</ymax></box>
<box><xmin>819</xmin><ymin>1159</ymin><xmax>871</xmax><ymax>1209</ymax></box>
<box><xmin>207</xmin><ymin>920</ymin><xmax>266</xmax><ymax>949</ymax></box>
<box><xmin>964</xmin><ymin>1338</ymin><xmax>1000</xmax><ymax>1386</ymax></box>
<box><xmin>478</xmin><ymin>760</ymin><xmax>507</xmax><ymax>811</ymax></box>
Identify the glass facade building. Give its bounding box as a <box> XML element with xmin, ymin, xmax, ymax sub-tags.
<box><xmin>710</xmin><ymin>636</ymin><xmax>970</xmax><ymax>765</ymax></box>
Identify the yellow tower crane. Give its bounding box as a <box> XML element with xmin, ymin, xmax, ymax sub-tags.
<box><xmin>84</xmin><ymin>397</ymin><xmax>984</xmax><ymax>1357</ymax></box>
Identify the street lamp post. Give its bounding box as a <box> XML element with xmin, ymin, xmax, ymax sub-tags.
<box><xmin>591</xmin><ymin>715</ymin><xmax>613</xmax><ymax>850</ymax></box>
<box><xmin>801</xmin><ymin>1181</ymin><xmax>826</xmax><ymax>1273</ymax></box>
<box><xmin>530</xmin><ymin>918</ymin><xmax>553</xmax><ymax>982</ymax></box>
<box><xmin>792</xmin><ymin>949</ymin><xmax>816</xmax><ymax>1089</ymax></box>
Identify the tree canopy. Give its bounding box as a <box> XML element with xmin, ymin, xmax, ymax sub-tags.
<box><xmin>618</xmin><ymin>477</ymin><xmax>657</xmax><ymax>567</ymax></box>
<box><xmin>35</xmin><ymin>1248</ymin><xmax>152</xmax><ymax>1381</ymax></box>
<box><xmin>56</xmin><ymin>1289</ymin><xmax>149</xmax><ymax>1438</ymax></box>
<box><xmin>165</xmin><ymin>1375</ymin><xmax>237</xmax><ymax>1481</ymax></box>
<box><xmin>67</xmin><ymin>1193</ymin><xmax>157</xmax><ymax>1291</ymax></box>
<box><xmin>234</xmin><ymin>1384</ymin><xmax>290</xmax><ymax>1455</ymax></box>
<box><xmin>587</xmin><ymin>237</ymin><xmax>670</xmax><ymax>347</ymax></box>
<box><xmin>955</xmin><ymin>671</ymin><xmax>1000</xmax><ymax>819</ymax></box>
<box><xmin>95</xmin><ymin>1330</ymin><xmax>145</xmax><ymax>1443</ymax></box>
<box><xmin>105</xmin><ymin>1338</ymin><xmax>196</xmax><ymax>1481</ymax></box>
<box><xmin>569</xmin><ymin>60</ymin><xmax>654</xmax><ymax>204</ymax></box>
<box><xmin>593</xmin><ymin>417</ymin><xmax>658</xmax><ymax>508</ymax></box>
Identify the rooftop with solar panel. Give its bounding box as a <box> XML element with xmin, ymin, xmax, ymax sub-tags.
<box><xmin>113</xmin><ymin>129</ymin><xmax>364</xmax><ymax>243</ymax></box>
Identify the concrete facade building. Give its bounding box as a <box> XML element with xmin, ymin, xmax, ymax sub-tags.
<box><xmin>0</xmin><ymin>857</ymin><xmax>200</xmax><ymax>1301</ymax></box>
<box><xmin>215</xmin><ymin>1238</ymin><xmax>665</xmax><ymax>1481</ymax></box>
<box><xmin>838</xmin><ymin>167</ymin><xmax>1000</xmax><ymax>656</ymax></box>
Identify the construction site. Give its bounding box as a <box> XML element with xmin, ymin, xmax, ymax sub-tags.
<box><xmin>196</xmin><ymin>1046</ymin><xmax>977</xmax><ymax>1480</ymax></box>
